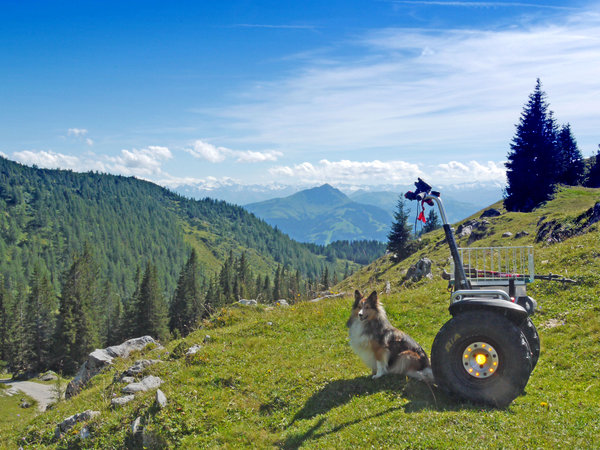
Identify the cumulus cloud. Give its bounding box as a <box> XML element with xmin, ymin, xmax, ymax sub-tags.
<box><xmin>10</xmin><ymin>146</ymin><xmax>173</xmax><ymax>178</ymax></box>
<box><xmin>186</xmin><ymin>139</ymin><xmax>282</xmax><ymax>163</ymax></box>
<box><xmin>12</xmin><ymin>150</ymin><xmax>82</xmax><ymax>170</ymax></box>
<box><xmin>107</xmin><ymin>146</ymin><xmax>172</xmax><ymax>177</ymax></box>
<box><xmin>86</xmin><ymin>138</ymin><xmax>94</xmax><ymax>146</ymax></box>
<box><xmin>269</xmin><ymin>158</ymin><xmax>506</xmax><ymax>186</ymax></box>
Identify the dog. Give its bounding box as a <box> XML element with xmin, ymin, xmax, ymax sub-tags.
<box><xmin>347</xmin><ymin>290</ymin><xmax>433</xmax><ymax>382</ymax></box>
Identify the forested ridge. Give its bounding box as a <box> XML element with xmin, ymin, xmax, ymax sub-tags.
<box><xmin>0</xmin><ymin>157</ymin><xmax>366</xmax><ymax>375</ymax></box>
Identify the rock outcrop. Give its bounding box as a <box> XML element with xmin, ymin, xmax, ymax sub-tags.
<box><xmin>405</xmin><ymin>258</ymin><xmax>433</xmax><ymax>282</ymax></box>
<box><xmin>66</xmin><ymin>336</ymin><xmax>161</xmax><ymax>398</ymax></box>
<box><xmin>55</xmin><ymin>410</ymin><xmax>100</xmax><ymax>439</ymax></box>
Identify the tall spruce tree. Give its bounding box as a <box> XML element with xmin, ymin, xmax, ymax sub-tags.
<box><xmin>556</xmin><ymin>124</ymin><xmax>584</xmax><ymax>185</ymax></box>
<box><xmin>135</xmin><ymin>263</ymin><xmax>169</xmax><ymax>342</ymax></box>
<box><xmin>169</xmin><ymin>249</ymin><xmax>205</xmax><ymax>337</ymax></box>
<box><xmin>422</xmin><ymin>210</ymin><xmax>441</xmax><ymax>234</ymax></box>
<box><xmin>54</xmin><ymin>245</ymin><xmax>101</xmax><ymax>374</ymax></box>
<box><xmin>387</xmin><ymin>198</ymin><xmax>413</xmax><ymax>261</ymax></box>
<box><xmin>505</xmin><ymin>79</ymin><xmax>561</xmax><ymax>211</ymax></box>
<box><xmin>0</xmin><ymin>277</ymin><xmax>9</xmax><ymax>364</ymax></box>
<box><xmin>585</xmin><ymin>147</ymin><xmax>600</xmax><ymax>188</ymax></box>
<box><xmin>24</xmin><ymin>265</ymin><xmax>57</xmax><ymax>371</ymax></box>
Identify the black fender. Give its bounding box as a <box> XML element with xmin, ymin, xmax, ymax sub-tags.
<box><xmin>449</xmin><ymin>298</ymin><xmax>528</xmax><ymax>325</ymax></box>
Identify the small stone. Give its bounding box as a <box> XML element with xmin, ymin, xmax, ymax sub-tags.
<box><xmin>275</xmin><ymin>299</ymin><xmax>289</xmax><ymax>306</ymax></box>
<box><xmin>122</xmin><ymin>375</ymin><xmax>163</xmax><ymax>394</ymax></box>
<box><xmin>121</xmin><ymin>376</ymin><xmax>135</xmax><ymax>384</ymax></box>
<box><xmin>239</xmin><ymin>299</ymin><xmax>257</xmax><ymax>306</ymax></box>
<box><xmin>203</xmin><ymin>335</ymin><xmax>211</xmax><ymax>343</ymax></box>
<box><xmin>502</xmin><ymin>231</ymin><xmax>513</xmax><ymax>238</ymax></box>
<box><xmin>111</xmin><ymin>395</ymin><xmax>135</xmax><ymax>407</ymax></box>
<box><xmin>39</xmin><ymin>371</ymin><xmax>58</xmax><ymax>381</ymax></box>
<box><xmin>267</xmin><ymin>322</ymin><xmax>273</xmax><ymax>326</ymax></box>
<box><xmin>131</xmin><ymin>416</ymin><xmax>142</xmax><ymax>435</ymax></box>
<box><xmin>20</xmin><ymin>401</ymin><xmax>32</xmax><ymax>409</ymax></box>
<box><xmin>515</xmin><ymin>231</ymin><xmax>530</xmax><ymax>239</ymax></box>
<box><xmin>155</xmin><ymin>389</ymin><xmax>167</xmax><ymax>409</ymax></box>
<box><xmin>186</xmin><ymin>345</ymin><xmax>202</xmax><ymax>356</ymax></box>
<box><xmin>480</xmin><ymin>208</ymin><xmax>501</xmax><ymax>218</ymax></box>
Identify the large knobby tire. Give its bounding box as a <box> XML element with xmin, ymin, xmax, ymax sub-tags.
<box><xmin>521</xmin><ymin>318</ymin><xmax>540</xmax><ymax>371</ymax></box>
<box><xmin>431</xmin><ymin>311</ymin><xmax>532</xmax><ymax>408</ymax></box>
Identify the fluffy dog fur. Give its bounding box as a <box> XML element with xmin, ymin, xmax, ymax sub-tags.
<box><xmin>347</xmin><ymin>290</ymin><xmax>433</xmax><ymax>382</ymax></box>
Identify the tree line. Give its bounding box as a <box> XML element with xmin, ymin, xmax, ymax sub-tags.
<box><xmin>0</xmin><ymin>244</ymin><xmax>343</xmax><ymax>376</ymax></box>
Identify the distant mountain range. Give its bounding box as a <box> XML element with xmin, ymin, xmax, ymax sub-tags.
<box><xmin>245</xmin><ymin>184</ymin><xmax>391</xmax><ymax>245</ymax></box>
<box><xmin>244</xmin><ymin>184</ymin><xmax>498</xmax><ymax>245</ymax></box>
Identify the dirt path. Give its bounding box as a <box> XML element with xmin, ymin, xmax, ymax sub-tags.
<box><xmin>1</xmin><ymin>380</ymin><xmax>57</xmax><ymax>411</ymax></box>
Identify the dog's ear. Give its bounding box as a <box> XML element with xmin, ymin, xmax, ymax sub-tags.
<box><xmin>366</xmin><ymin>291</ymin><xmax>378</xmax><ymax>306</ymax></box>
<box><xmin>353</xmin><ymin>290</ymin><xmax>362</xmax><ymax>308</ymax></box>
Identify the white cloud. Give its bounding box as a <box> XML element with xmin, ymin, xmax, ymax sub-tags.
<box><xmin>67</xmin><ymin>128</ymin><xmax>88</xmax><ymax>137</ymax></box>
<box><xmin>187</xmin><ymin>140</ymin><xmax>228</xmax><ymax>163</ymax></box>
<box><xmin>107</xmin><ymin>146</ymin><xmax>172</xmax><ymax>177</ymax></box>
<box><xmin>10</xmin><ymin>146</ymin><xmax>173</xmax><ymax>178</ymax></box>
<box><xmin>217</xmin><ymin>8</ymin><xmax>600</xmax><ymax>158</ymax></box>
<box><xmin>269</xmin><ymin>158</ymin><xmax>505</xmax><ymax>186</ymax></box>
<box><xmin>12</xmin><ymin>150</ymin><xmax>82</xmax><ymax>170</ymax></box>
<box><xmin>235</xmin><ymin>150</ymin><xmax>283</xmax><ymax>163</ymax></box>
<box><xmin>186</xmin><ymin>139</ymin><xmax>282</xmax><ymax>163</ymax></box>
<box><xmin>86</xmin><ymin>138</ymin><xmax>94</xmax><ymax>146</ymax></box>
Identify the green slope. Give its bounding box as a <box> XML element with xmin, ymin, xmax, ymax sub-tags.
<box><xmin>3</xmin><ymin>186</ymin><xmax>598</xmax><ymax>448</ymax></box>
<box><xmin>0</xmin><ymin>157</ymin><xmax>356</xmax><ymax>299</ymax></box>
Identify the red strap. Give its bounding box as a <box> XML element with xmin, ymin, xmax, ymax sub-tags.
<box><xmin>418</xmin><ymin>201</ymin><xmax>427</xmax><ymax>223</ymax></box>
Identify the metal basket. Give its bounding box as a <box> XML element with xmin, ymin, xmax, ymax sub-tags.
<box><xmin>451</xmin><ymin>246</ymin><xmax>535</xmax><ymax>288</ymax></box>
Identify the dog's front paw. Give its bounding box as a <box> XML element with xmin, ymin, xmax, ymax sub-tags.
<box><xmin>372</xmin><ymin>373</ymin><xmax>383</xmax><ymax>379</ymax></box>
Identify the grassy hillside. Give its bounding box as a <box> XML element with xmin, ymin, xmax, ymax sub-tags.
<box><xmin>1</xmin><ymin>186</ymin><xmax>598</xmax><ymax>448</ymax></box>
<box><xmin>0</xmin><ymin>157</ymin><xmax>357</xmax><ymax>299</ymax></box>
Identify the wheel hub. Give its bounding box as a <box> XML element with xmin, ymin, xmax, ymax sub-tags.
<box><xmin>462</xmin><ymin>341</ymin><xmax>499</xmax><ymax>379</ymax></box>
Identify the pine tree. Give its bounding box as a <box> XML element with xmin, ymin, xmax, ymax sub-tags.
<box><xmin>387</xmin><ymin>197</ymin><xmax>413</xmax><ymax>261</ymax></box>
<box><xmin>100</xmin><ymin>281</ymin><xmax>123</xmax><ymax>346</ymax></box>
<box><xmin>585</xmin><ymin>146</ymin><xmax>600</xmax><ymax>188</ymax></box>
<box><xmin>169</xmin><ymin>249</ymin><xmax>205</xmax><ymax>336</ymax></box>
<box><xmin>504</xmin><ymin>79</ymin><xmax>561</xmax><ymax>211</ymax></box>
<box><xmin>422</xmin><ymin>210</ymin><xmax>441</xmax><ymax>234</ymax></box>
<box><xmin>0</xmin><ymin>277</ymin><xmax>10</xmax><ymax>364</ymax></box>
<box><xmin>556</xmin><ymin>124</ymin><xmax>584</xmax><ymax>185</ymax></box>
<box><xmin>54</xmin><ymin>246</ymin><xmax>101</xmax><ymax>374</ymax></box>
<box><xmin>24</xmin><ymin>265</ymin><xmax>57</xmax><ymax>371</ymax></box>
<box><xmin>135</xmin><ymin>263</ymin><xmax>169</xmax><ymax>342</ymax></box>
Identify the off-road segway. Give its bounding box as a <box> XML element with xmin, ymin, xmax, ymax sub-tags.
<box><xmin>405</xmin><ymin>178</ymin><xmax>540</xmax><ymax>408</ymax></box>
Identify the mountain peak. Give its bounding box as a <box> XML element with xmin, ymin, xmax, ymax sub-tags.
<box><xmin>296</xmin><ymin>184</ymin><xmax>349</xmax><ymax>205</ymax></box>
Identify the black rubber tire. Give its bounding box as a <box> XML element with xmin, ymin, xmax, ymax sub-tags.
<box><xmin>521</xmin><ymin>318</ymin><xmax>540</xmax><ymax>371</ymax></box>
<box><xmin>431</xmin><ymin>311</ymin><xmax>532</xmax><ymax>408</ymax></box>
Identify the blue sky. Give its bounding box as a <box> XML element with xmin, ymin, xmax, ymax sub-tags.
<box><xmin>1</xmin><ymin>0</ymin><xmax>599</xmax><ymax>191</ymax></box>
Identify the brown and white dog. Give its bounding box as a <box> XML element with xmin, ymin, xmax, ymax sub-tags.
<box><xmin>347</xmin><ymin>290</ymin><xmax>433</xmax><ymax>382</ymax></box>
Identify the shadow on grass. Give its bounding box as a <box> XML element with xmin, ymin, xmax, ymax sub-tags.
<box><xmin>283</xmin><ymin>375</ymin><xmax>497</xmax><ymax>448</ymax></box>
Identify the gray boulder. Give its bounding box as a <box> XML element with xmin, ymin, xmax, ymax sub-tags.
<box><xmin>480</xmin><ymin>208</ymin><xmax>501</xmax><ymax>218</ymax></box>
<box><xmin>155</xmin><ymin>389</ymin><xmax>167</xmax><ymax>409</ymax></box>
<box><xmin>502</xmin><ymin>231</ymin><xmax>513</xmax><ymax>238</ymax></box>
<box><xmin>66</xmin><ymin>336</ymin><xmax>161</xmax><ymax>398</ymax></box>
<box><xmin>405</xmin><ymin>258</ymin><xmax>433</xmax><ymax>282</ymax></box>
<box><xmin>39</xmin><ymin>371</ymin><xmax>58</xmax><ymax>381</ymax></box>
<box><xmin>111</xmin><ymin>395</ymin><xmax>135</xmax><ymax>407</ymax></box>
<box><xmin>55</xmin><ymin>410</ymin><xmax>100</xmax><ymax>439</ymax></box>
<box><xmin>186</xmin><ymin>345</ymin><xmax>202</xmax><ymax>356</ymax></box>
<box><xmin>114</xmin><ymin>359</ymin><xmax>162</xmax><ymax>381</ymax></box>
<box><xmin>122</xmin><ymin>375</ymin><xmax>163</xmax><ymax>394</ymax></box>
<box><xmin>515</xmin><ymin>231</ymin><xmax>530</xmax><ymax>238</ymax></box>
<box><xmin>239</xmin><ymin>299</ymin><xmax>257</xmax><ymax>306</ymax></box>
<box><xmin>275</xmin><ymin>299</ymin><xmax>289</xmax><ymax>306</ymax></box>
